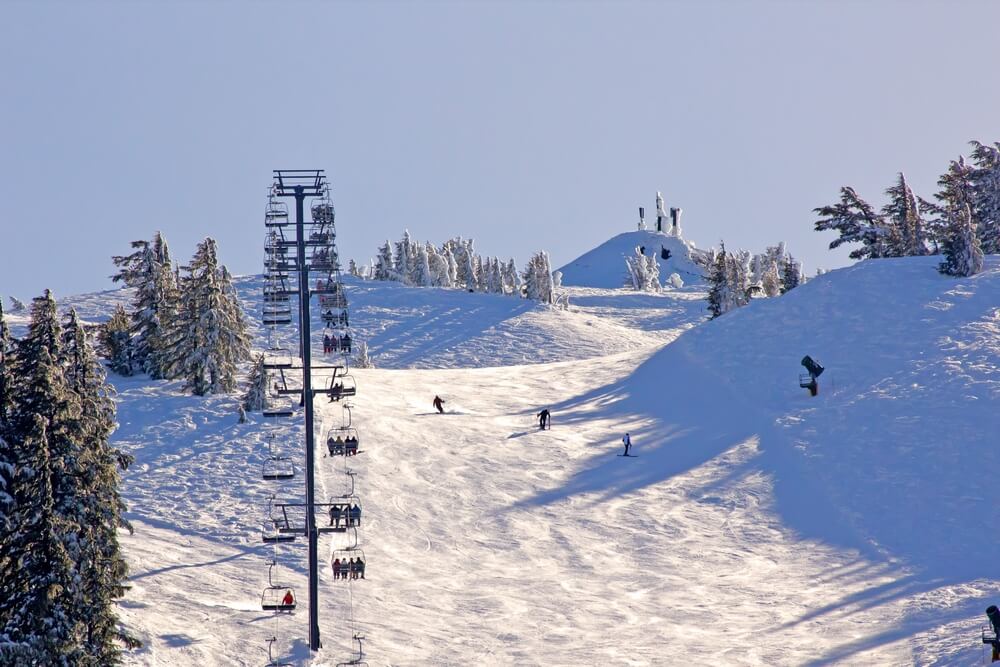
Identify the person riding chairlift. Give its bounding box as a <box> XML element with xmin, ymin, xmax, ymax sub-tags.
<box><xmin>281</xmin><ymin>589</ymin><xmax>294</xmax><ymax>607</ymax></box>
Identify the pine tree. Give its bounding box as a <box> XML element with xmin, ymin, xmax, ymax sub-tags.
<box><xmin>394</xmin><ymin>230</ymin><xmax>414</xmax><ymax>284</ymax></box>
<box><xmin>242</xmin><ymin>354</ymin><xmax>268</xmax><ymax>412</ymax></box>
<box><xmin>0</xmin><ymin>301</ymin><xmax>13</xmax><ymax>424</ymax></box>
<box><xmin>99</xmin><ymin>304</ymin><xmax>133</xmax><ymax>376</ymax></box>
<box><xmin>443</xmin><ymin>246</ymin><xmax>458</xmax><ymax>288</ymax></box>
<box><xmin>814</xmin><ymin>187</ymin><xmax>893</xmax><ymax>259</ymax></box>
<box><xmin>347</xmin><ymin>259</ymin><xmax>359</xmax><ymax>278</ymax></box>
<box><xmin>8</xmin><ymin>297</ymin><xmax>26</xmax><ymax>313</ymax></box>
<box><xmin>706</xmin><ymin>246</ymin><xmax>729</xmax><ymax>319</ymax></box>
<box><xmin>781</xmin><ymin>258</ymin><xmax>802</xmax><ymax>294</ymax></box>
<box><xmin>761</xmin><ymin>261</ymin><xmax>781</xmax><ymax>297</ymax></box>
<box><xmin>969</xmin><ymin>140</ymin><xmax>1000</xmax><ymax>254</ymax></box>
<box><xmin>374</xmin><ymin>241</ymin><xmax>394</xmax><ymax>281</ymax></box>
<box><xmin>353</xmin><ymin>340</ymin><xmax>375</xmax><ymax>369</ymax></box>
<box><xmin>505</xmin><ymin>258</ymin><xmax>521</xmax><ymax>296</ymax></box>
<box><xmin>413</xmin><ymin>244</ymin><xmax>432</xmax><ymax>287</ymax></box>
<box><xmin>939</xmin><ymin>204</ymin><xmax>984</xmax><ymax>277</ymax></box>
<box><xmin>2</xmin><ymin>293</ymin><xmax>82</xmax><ymax>663</ymax></box>
<box><xmin>426</xmin><ymin>244</ymin><xmax>448</xmax><ymax>287</ymax></box>
<box><xmin>882</xmin><ymin>173</ymin><xmax>928</xmax><ymax>256</ymax></box>
<box><xmin>59</xmin><ymin>308</ymin><xmax>135</xmax><ymax>660</ymax></box>
<box><xmin>162</xmin><ymin>239</ymin><xmax>250</xmax><ymax>395</ymax></box>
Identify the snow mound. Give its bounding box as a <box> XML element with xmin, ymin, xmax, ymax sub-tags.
<box><xmin>557</xmin><ymin>230</ymin><xmax>705</xmax><ymax>288</ymax></box>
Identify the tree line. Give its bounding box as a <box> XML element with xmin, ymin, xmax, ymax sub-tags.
<box><xmin>815</xmin><ymin>139</ymin><xmax>1000</xmax><ymax>277</ymax></box>
<box><xmin>102</xmin><ymin>232</ymin><xmax>251</xmax><ymax>395</ymax></box>
<box><xmin>359</xmin><ymin>231</ymin><xmax>564</xmax><ymax>306</ymax></box>
<box><xmin>705</xmin><ymin>242</ymin><xmax>803</xmax><ymax>319</ymax></box>
<box><xmin>0</xmin><ymin>294</ymin><xmax>137</xmax><ymax>663</ymax></box>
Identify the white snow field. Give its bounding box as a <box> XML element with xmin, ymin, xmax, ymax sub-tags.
<box><xmin>24</xmin><ymin>255</ymin><xmax>1000</xmax><ymax>665</ymax></box>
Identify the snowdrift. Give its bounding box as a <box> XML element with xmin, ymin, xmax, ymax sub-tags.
<box><xmin>557</xmin><ymin>230</ymin><xmax>705</xmax><ymax>288</ymax></box>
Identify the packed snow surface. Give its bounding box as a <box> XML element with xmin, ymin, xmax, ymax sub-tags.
<box><xmin>557</xmin><ymin>230</ymin><xmax>705</xmax><ymax>289</ymax></box>
<box><xmin>25</xmin><ymin>255</ymin><xmax>1000</xmax><ymax>665</ymax></box>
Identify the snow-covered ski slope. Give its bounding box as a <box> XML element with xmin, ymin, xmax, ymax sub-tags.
<box><xmin>557</xmin><ymin>230</ymin><xmax>705</xmax><ymax>288</ymax></box>
<box><xmin>25</xmin><ymin>256</ymin><xmax>1000</xmax><ymax>665</ymax></box>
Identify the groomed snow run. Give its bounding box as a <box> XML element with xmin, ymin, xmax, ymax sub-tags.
<box><xmin>32</xmin><ymin>255</ymin><xmax>1000</xmax><ymax>665</ymax></box>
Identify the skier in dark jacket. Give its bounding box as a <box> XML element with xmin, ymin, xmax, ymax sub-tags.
<box><xmin>622</xmin><ymin>433</ymin><xmax>632</xmax><ymax>456</ymax></box>
<box><xmin>433</xmin><ymin>395</ymin><xmax>445</xmax><ymax>414</ymax></box>
<box><xmin>537</xmin><ymin>409</ymin><xmax>551</xmax><ymax>430</ymax></box>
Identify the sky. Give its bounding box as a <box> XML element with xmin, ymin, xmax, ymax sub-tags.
<box><xmin>2</xmin><ymin>0</ymin><xmax>999</xmax><ymax>301</ymax></box>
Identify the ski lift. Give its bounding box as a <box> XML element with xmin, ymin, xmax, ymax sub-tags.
<box><xmin>311</xmin><ymin>200</ymin><xmax>334</xmax><ymax>224</ymax></box>
<box><xmin>319</xmin><ymin>293</ymin><xmax>348</xmax><ymax>309</ymax></box>
<box><xmin>326</xmin><ymin>427</ymin><xmax>360</xmax><ymax>457</ymax></box>
<box><xmin>263</xmin><ymin>348</ymin><xmax>295</xmax><ymax>370</ymax></box>
<box><xmin>335</xmin><ymin>634</ymin><xmax>369</xmax><ymax>667</ymax></box>
<box><xmin>265</xmin><ymin>200</ymin><xmax>289</xmax><ymax>226</ymax></box>
<box><xmin>264</xmin><ymin>636</ymin><xmax>294</xmax><ymax>667</ymax></box>
<box><xmin>260</xmin><ymin>561</ymin><xmax>296</xmax><ymax>611</ymax></box>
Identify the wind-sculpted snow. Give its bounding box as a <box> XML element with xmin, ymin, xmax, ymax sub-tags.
<box><xmin>28</xmin><ymin>256</ymin><xmax>1000</xmax><ymax>664</ymax></box>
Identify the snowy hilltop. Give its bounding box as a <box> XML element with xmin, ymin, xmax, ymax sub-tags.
<box><xmin>558</xmin><ymin>229</ymin><xmax>706</xmax><ymax>288</ymax></box>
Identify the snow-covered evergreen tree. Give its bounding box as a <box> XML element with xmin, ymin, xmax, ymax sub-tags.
<box><xmin>939</xmin><ymin>204</ymin><xmax>984</xmax><ymax>277</ymax></box>
<box><xmin>522</xmin><ymin>251</ymin><xmax>555</xmax><ymax>304</ymax></box>
<box><xmin>706</xmin><ymin>248</ymin><xmax>729</xmax><ymax>319</ymax></box>
<box><xmin>969</xmin><ymin>140</ymin><xmax>1000</xmax><ymax>254</ymax></box>
<box><xmin>781</xmin><ymin>258</ymin><xmax>802</xmax><ymax>294</ymax></box>
<box><xmin>58</xmin><ymin>307</ymin><xmax>135</xmax><ymax>660</ymax></box>
<box><xmin>505</xmin><ymin>258</ymin><xmax>521</xmax><ymax>296</ymax></box>
<box><xmin>353</xmin><ymin>340</ymin><xmax>375</xmax><ymax>369</ymax></box>
<box><xmin>413</xmin><ymin>244</ymin><xmax>433</xmax><ymax>287</ymax></box>
<box><xmin>98</xmin><ymin>304</ymin><xmax>133</xmax><ymax>376</ymax></box>
<box><xmin>426</xmin><ymin>244</ymin><xmax>449</xmax><ymax>287</ymax></box>
<box><xmin>374</xmin><ymin>241</ymin><xmax>394</xmax><ymax>281</ymax></box>
<box><xmin>814</xmin><ymin>187</ymin><xmax>893</xmax><ymax>259</ymax></box>
<box><xmin>443</xmin><ymin>246</ymin><xmax>458</xmax><ymax>287</ymax></box>
<box><xmin>0</xmin><ymin>301</ymin><xmax>12</xmax><ymax>424</ymax></box>
<box><xmin>348</xmin><ymin>259</ymin><xmax>359</xmax><ymax>278</ymax></box>
<box><xmin>882</xmin><ymin>173</ymin><xmax>928</xmax><ymax>256</ymax></box>
<box><xmin>8</xmin><ymin>297</ymin><xmax>26</xmax><ymax>313</ymax></box>
<box><xmin>1</xmin><ymin>293</ymin><xmax>82</xmax><ymax>663</ymax></box>
<box><xmin>162</xmin><ymin>239</ymin><xmax>250</xmax><ymax>395</ymax></box>
<box><xmin>760</xmin><ymin>260</ymin><xmax>781</xmax><ymax>297</ymax></box>
<box><xmin>242</xmin><ymin>354</ymin><xmax>268</xmax><ymax>412</ymax></box>
<box><xmin>394</xmin><ymin>230</ymin><xmax>415</xmax><ymax>284</ymax></box>
<box><xmin>625</xmin><ymin>246</ymin><xmax>660</xmax><ymax>291</ymax></box>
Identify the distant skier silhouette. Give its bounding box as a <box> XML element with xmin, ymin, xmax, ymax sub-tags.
<box><xmin>537</xmin><ymin>409</ymin><xmax>551</xmax><ymax>430</ymax></box>
<box><xmin>988</xmin><ymin>605</ymin><xmax>1000</xmax><ymax>661</ymax></box>
<box><xmin>622</xmin><ymin>433</ymin><xmax>632</xmax><ymax>456</ymax></box>
<box><xmin>433</xmin><ymin>395</ymin><xmax>445</xmax><ymax>414</ymax></box>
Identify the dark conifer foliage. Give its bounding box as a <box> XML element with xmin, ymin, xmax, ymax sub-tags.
<box><xmin>99</xmin><ymin>304</ymin><xmax>133</xmax><ymax>377</ymax></box>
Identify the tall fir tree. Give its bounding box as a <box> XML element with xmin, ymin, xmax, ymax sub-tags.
<box><xmin>969</xmin><ymin>140</ymin><xmax>1000</xmax><ymax>254</ymax></box>
<box><xmin>374</xmin><ymin>241</ymin><xmax>394</xmax><ymax>281</ymax></box>
<box><xmin>242</xmin><ymin>354</ymin><xmax>268</xmax><ymax>412</ymax></box>
<box><xmin>882</xmin><ymin>173</ymin><xmax>928</xmax><ymax>256</ymax></box>
<box><xmin>938</xmin><ymin>204</ymin><xmax>984</xmax><ymax>277</ymax></box>
<box><xmin>814</xmin><ymin>187</ymin><xmax>893</xmax><ymax>259</ymax></box>
<box><xmin>98</xmin><ymin>304</ymin><xmax>133</xmax><ymax>376</ymax></box>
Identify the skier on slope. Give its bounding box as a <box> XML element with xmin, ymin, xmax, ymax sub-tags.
<box><xmin>433</xmin><ymin>395</ymin><xmax>445</xmax><ymax>414</ymax></box>
<box><xmin>622</xmin><ymin>433</ymin><xmax>632</xmax><ymax>456</ymax></box>
<box><xmin>537</xmin><ymin>409</ymin><xmax>551</xmax><ymax>430</ymax></box>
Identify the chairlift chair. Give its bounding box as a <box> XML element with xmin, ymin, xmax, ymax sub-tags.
<box><xmin>326</xmin><ymin>374</ymin><xmax>357</xmax><ymax>402</ymax></box>
<box><xmin>326</xmin><ymin>427</ymin><xmax>360</xmax><ymax>457</ymax></box>
<box><xmin>331</xmin><ymin>547</ymin><xmax>366</xmax><ymax>581</ymax></box>
<box><xmin>335</xmin><ymin>634</ymin><xmax>369</xmax><ymax>667</ymax></box>
<box><xmin>262</xmin><ymin>455</ymin><xmax>294</xmax><ymax>481</ymax></box>
<box><xmin>264</xmin><ymin>636</ymin><xmax>294</xmax><ymax>667</ymax></box>
<box><xmin>321</xmin><ymin>496</ymin><xmax>361</xmax><ymax>533</ymax></box>
<box><xmin>260</xmin><ymin>561</ymin><xmax>297</xmax><ymax>612</ymax></box>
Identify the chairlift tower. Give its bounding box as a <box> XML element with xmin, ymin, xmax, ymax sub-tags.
<box><xmin>269</xmin><ymin>169</ymin><xmax>327</xmax><ymax>652</ymax></box>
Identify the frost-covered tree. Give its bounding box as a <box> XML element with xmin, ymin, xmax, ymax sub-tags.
<box><xmin>504</xmin><ymin>258</ymin><xmax>521</xmax><ymax>296</ymax></box>
<box><xmin>374</xmin><ymin>241</ymin><xmax>394</xmax><ymax>282</ymax></box>
<box><xmin>706</xmin><ymin>248</ymin><xmax>729</xmax><ymax>319</ymax></box>
<box><xmin>347</xmin><ymin>259</ymin><xmax>359</xmax><ymax>278</ymax></box>
<box><xmin>58</xmin><ymin>308</ymin><xmax>135</xmax><ymax>660</ymax></box>
<box><xmin>443</xmin><ymin>246</ymin><xmax>458</xmax><ymax>287</ymax></box>
<box><xmin>393</xmin><ymin>230</ymin><xmax>415</xmax><ymax>284</ymax></box>
<box><xmin>939</xmin><ymin>204</ymin><xmax>984</xmax><ymax>277</ymax></box>
<box><xmin>969</xmin><ymin>140</ymin><xmax>1000</xmax><ymax>254</ymax></box>
<box><xmin>353</xmin><ymin>340</ymin><xmax>375</xmax><ymax>369</ymax></box>
<box><xmin>0</xmin><ymin>301</ymin><xmax>13</xmax><ymax>424</ymax></box>
<box><xmin>781</xmin><ymin>258</ymin><xmax>802</xmax><ymax>294</ymax></box>
<box><xmin>162</xmin><ymin>238</ymin><xmax>251</xmax><ymax>395</ymax></box>
<box><xmin>882</xmin><ymin>173</ymin><xmax>928</xmax><ymax>256</ymax></box>
<box><xmin>814</xmin><ymin>187</ymin><xmax>894</xmax><ymax>259</ymax></box>
<box><xmin>8</xmin><ymin>297</ymin><xmax>26</xmax><ymax>313</ymax></box>
<box><xmin>706</xmin><ymin>243</ymin><xmax>753</xmax><ymax>318</ymax></box>
<box><xmin>98</xmin><ymin>304</ymin><xmax>133</xmax><ymax>376</ymax></box>
<box><xmin>625</xmin><ymin>246</ymin><xmax>660</xmax><ymax>291</ymax></box>
<box><xmin>242</xmin><ymin>354</ymin><xmax>268</xmax><ymax>412</ymax></box>
<box><xmin>523</xmin><ymin>251</ymin><xmax>555</xmax><ymax>304</ymax></box>
<box><xmin>426</xmin><ymin>244</ymin><xmax>449</xmax><ymax>287</ymax></box>
<box><xmin>1</xmin><ymin>293</ymin><xmax>81</xmax><ymax>663</ymax></box>
<box><xmin>412</xmin><ymin>244</ymin><xmax>433</xmax><ymax>287</ymax></box>
<box><xmin>760</xmin><ymin>261</ymin><xmax>781</xmax><ymax>297</ymax></box>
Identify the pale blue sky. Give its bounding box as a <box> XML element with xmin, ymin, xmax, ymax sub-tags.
<box><xmin>2</xmin><ymin>0</ymin><xmax>998</xmax><ymax>300</ymax></box>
